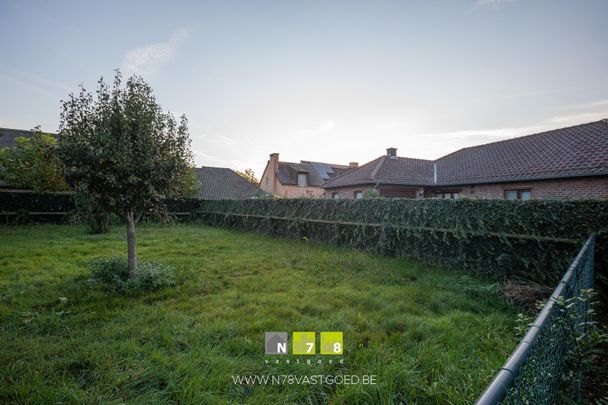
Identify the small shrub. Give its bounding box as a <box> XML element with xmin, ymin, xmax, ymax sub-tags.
<box><xmin>362</xmin><ymin>189</ymin><xmax>381</xmax><ymax>199</ymax></box>
<box><xmin>89</xmin><ymin>257</ymin><xmax>176</xmax><ymax>294</ymax></box>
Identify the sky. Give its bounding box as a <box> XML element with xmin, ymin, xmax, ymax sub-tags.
<box><xmin>1</xmin><ymin>0</ymin><xmax>607</xmax><ymax>177</ymax></box>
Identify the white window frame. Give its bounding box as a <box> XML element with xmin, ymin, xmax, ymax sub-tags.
<box><xmin>505</xmin><ymin>189</ymin><xmax>532</xmax><ymax>201</ymax></box>
<box><xmin>297</xmin><ymin>173</ymin><xmax>308</xmax><ymax>187</ymax></box>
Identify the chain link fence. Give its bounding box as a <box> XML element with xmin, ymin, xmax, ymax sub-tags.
<box><xmin>476</xmin><ymin>234</ymin><xmax>596</xmax><ymax>404</ymax></box>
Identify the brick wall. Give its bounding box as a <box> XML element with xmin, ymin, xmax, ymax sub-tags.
<box><xmin>277</xmin><ymin>184</ymin><xmax>325</xmax><ymax>198</ymax></box>
<box><xmin>259</xmin><ymin>153</ymin><xmax>327</xmax><ymax>198</ymax></box>
<box><xmin>326</xmin><ymin>176</ymin><xmax>608</xmax><ymax>200</ymax></box>
<box><xmin>260</xmin><ymin>173</ymin><xmax>325</xmax><ymax>198</ymax></box>
<box><xmin>324</xmin><ymin>185</ymin><xmax>374</xmax><ymax>199</ymax></box>
<box><xmin>459</xmin><ymin>176</ymin><xmax>608</xmax><ymax>199</ymax></box>
<box><xmin>323</xmin><ymin>185</ymin><xmax>423</xmax><ymax>199</ymax></box>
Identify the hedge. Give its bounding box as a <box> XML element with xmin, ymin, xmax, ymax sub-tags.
<box><xmin>0</xmin><ymin>191</ymin><xmax>201</xmax><ymax>223</ymax></box>
<box><xmin>1</xmin><ymin>192</ymin><xmax>607</xmax><ymax>291</ymax></box>
<box><xmin>192</xmin><ymin>199</ymin><xmax>608</xmax><ymax>288</ymax></box>
<box><xmin>0</xmin><ymin>191</ymin><xmax>75</xmax><ymax>213</ymax></box>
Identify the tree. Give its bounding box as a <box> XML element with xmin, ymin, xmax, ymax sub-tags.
<box><xmin>172</xmin><ymin>167</ymin><xmax>201</xmax><ymax>197</ymax></box>
<box><xmin>58</xmin><ymin>71</ymin><xmax>193</xmax><ymax>276</ymax></box>
<box><xmin>0</xmin><ymin>128</ymin><xmax>68</xmax><ymax>192</ymax></box>
<box><xmin>235</xmin><ymin>168</ymin><xmax>258</xmax><ymax>184</ymax></box>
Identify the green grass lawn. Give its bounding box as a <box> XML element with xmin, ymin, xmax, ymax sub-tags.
<box><xmin>0</xmin><ymin>224</ymin><xmax>518</xmax><ymax>404</ymax></box>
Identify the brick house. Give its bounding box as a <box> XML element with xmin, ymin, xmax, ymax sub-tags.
<box><xmin>323</xmin><ymin>119</ymin><xmax>608</xmax><ymax>200</ymax></box>
<box><xmin>259</xmin><ymin>153</ymin><xmax>356</xmax><ymax>198</ymax></box>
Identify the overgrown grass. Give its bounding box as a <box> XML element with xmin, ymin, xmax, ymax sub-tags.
<box><xmin>0</xmin><ymin>224</ymin><xmax>518</xmax><ymax>404</ymax></box>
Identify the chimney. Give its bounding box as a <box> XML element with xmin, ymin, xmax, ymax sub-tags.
<box><xmin>269</xmin><ymin>153</ymin><xmax>279</xmax><ymax>169</ymax></box>
<box><xmin>386</xmin><ymin>147</ymin><xmax>397</xmax><ymax>157</ymax></box>
<box><xmin>349</xmin><ymin>162</ymin><xmax>358</xmax><ymax>168</ymax></box>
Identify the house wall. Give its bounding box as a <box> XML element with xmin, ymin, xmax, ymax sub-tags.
<box><xmin>425</xmin><ymin>176</ymin><xmax>608</xmax><ymax>199</ymax></box>
<box><xmin>277</xmin><ymin>184</ymin><xmax>325</xmax><ymax>198</ymax></box>
<box><xmin>261</xmin><ymin>175</ymin><xmax>324</xmax><ymax>198</ymax></box>
<box><xmin>259</xmin><ymin>153</ymin><xmax>279</xmax><ymax>195</ymax></box>
<box><xmin>324</xmin><ymin>185</ymin><xmax>374</xmax><ymax>199</ymax></box>
<box><xmin>325</xmin><ymin>176</ymin><xmax>608</xmax><ymax>200</ymax></box>
<box><xmin>259</xmin><ymin>154</ymin><xmax>325</xmax><ymax>198</ymax></box>
<box><xmin>379</xmin><ymin>186</ymin><xmax>422</xmax><ymax>199</ymax></box>
<box><xmin>324</xmin><ymin>185</ymin><xmax>423</xmax><ymax>199</ymax></box>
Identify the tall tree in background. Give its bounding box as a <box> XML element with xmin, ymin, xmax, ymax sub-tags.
<box><xmin>58</xmin><ymin>71</ymin><xmax>193</xmax><ymax>276</ymax></box>
<box><xmin>235</xmin><ymin>168</ymin><xmax>258</xmax><ymax>184</ymax></box>
<box><xmin>172</xmin><ymin>167</ymin><xmax>201</xmax><ymax>197</ymax></box>
<box><xmin>0</xmin><ymin>128</ymin><xmax>68</xmax><ymax>192</ymax></box>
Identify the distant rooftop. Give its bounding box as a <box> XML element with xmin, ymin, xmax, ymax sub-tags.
<box><xmin>195</xmin><ymin>166</ymin><xmax>267</xmax><ymax>199</ymax></box>
<box><xmin>0</xmin><ymin>128</ymin><xmax>57</xmax><ymax>149</ymax></box>
<box><xmin>324</xmin><ymin>119</ymin><xmax>608</xmax><ymax>188</ymax></box>
<box><xmin>276</xmin><ymin>160</ymin><xmax>352</xmax><ymax>186</ymax></box>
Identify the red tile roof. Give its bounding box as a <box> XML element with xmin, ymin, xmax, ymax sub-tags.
<box><xmin>323</xmin><ymin>119</ymin><xmax>608</xmax><ymax>189</ymax></box>
<box><xmin>436</xmin><ymin>119</ymin><xmax>608</xmax><ymax>185</ymax></box>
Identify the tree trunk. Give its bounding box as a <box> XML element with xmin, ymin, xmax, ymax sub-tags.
<box><xmin>126</xmin><ymin>212</ymin><xmax>137</xmax><ymax>277</ymax></box>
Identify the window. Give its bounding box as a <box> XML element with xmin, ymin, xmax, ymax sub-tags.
<box><xmin>332</xmin><ymin>192</ymin><xmax>339</xmax><ymax>199</ymax></box>
<box><xmin>264</xmin><ymin>176</ymin><xmax>269</xmax><ymax>186</ymax></box>
<box><xmin>297</xmin><ymin>173</ymin><xmax>308</xmax><ymax>187</ymax></box>
<box><xmin>435</xmin><ymin>191</ymin><xmax>460</xmax><ymax>199</ymax></box>
<box><xmin>504</xmin><ymin>189</ymin><xmax>532</xmax><ymax>200</ymax></box>
<box><xmin>354</xmin><ymin>191</ymin><xmax>363</xmax><ymax>199</ymax></box>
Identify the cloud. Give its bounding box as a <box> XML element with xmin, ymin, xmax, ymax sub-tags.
<box><xmin>556</xmin><ymin>99</ymin><xmax>608</xmax><ymax>111</ymax></box>
<box><xmin>204</xmin><ymin>133</ymin><xmax>237</xmax><ymax>145</ymax></box>
<box><xmin>122</xmin><ymin>28</ymin><xmax>189</xmax><ymax>77</ymax></box>
<box><xmin>298</xmin><ymin>120</ymin><xmax>336</xmax><ymax>136</ymax></box>
<box><xmin>0</xmin><ymin>67</ymin><xmax>70</xmax><ymax>99</ymax></box>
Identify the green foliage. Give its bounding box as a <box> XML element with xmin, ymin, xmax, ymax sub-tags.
<box><xmin>362</xmin><ymin>188</ymin><xmax>381</xmax><ymax>199</ymax></box>
<box><xmin>73</xmin><ymin>192</ymin><xmax>118</xmax><ymax>234</ymax></box>
<box><xmin>556</xmin><ymin>289</ymin><xmax>608</xmax><ymax>403</ymax></box>
<box><xmin>171</xmin><ymin>167</ymin><xmax>200</xmax><ymax>198</ymax></box>
<box><xmin>3</xmin><ymin>195</ymin><xmax>608</xmax><ymax>291</ymax></box>
<box><xmin>90</xmin><ymin>256</ymin><xmax>176</xmax><ymax>294</ymax></box>
<box><xmin>0</xmin><ymin>224</ymin><xmax>517</xmax><ymax>404</ymax></box>
<box><xmin>0</xmin><ymin>192</ymin><xmax>205</xmax><ymax>225</ymax></box>
<box><xmin>194</xmin><ymin>198</ymin><xmax>608</xmax><ymax>286</ymax></box>
<box><xmin>235</xmin><ymin>168</ymin><xmax>259</xmax><ymax>184</ymax></box>
<box><xmin>0</xmin><ymin>128</ymin><xmax>68</xmax><ymax>191</ymax></box>
<box><xmin>0</xmin><ymin>191</ymin><xmax>74</xmax><ymax>212</ymax></box>
<box><xmin>58</xmin><ymin>70</ymin><xmax>193</xmax><ymax>272</ymax></box>
<box><xmin>58</xmin><ymin>71</ymin><xmax>193</xmax><ymax>217</ymax></box>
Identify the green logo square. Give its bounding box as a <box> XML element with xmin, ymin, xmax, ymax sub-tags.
<box><xmin>320</xmin><ymin>332</ymin><xmax>343</xmax><ymax>355</ymax></box>
<box><xmin>292</xmin><ymin>332</ymin><xmax>316</xmax><ymax>355</ymax></box>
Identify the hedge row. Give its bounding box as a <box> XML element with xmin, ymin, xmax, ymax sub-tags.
<box><xmin>1</xmin><ymin>192</ymin><xmax>607</xmax><ymax>289</ymax></box>
<box><xmin>192</xmin><ymin>199</ymin><xmax>608</xmax><ymax>287</ymax></box>
<box><xmin>0</xmin><ymin>191</ymin><xmax>75</xmax><ymax>213</ymax></box>
<box><xmin>0</xmin><ymin>191</ymin><xmax>201</xmax><ymax>222</ymax></box>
